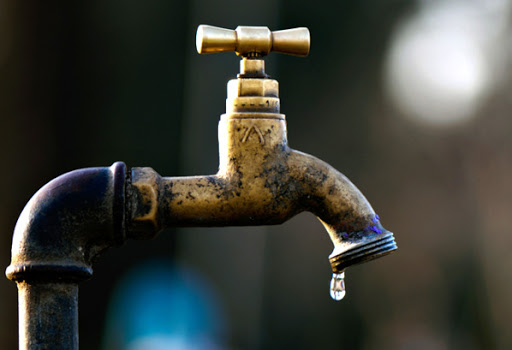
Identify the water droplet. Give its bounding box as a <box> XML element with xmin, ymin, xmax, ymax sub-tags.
<box><xmin>330</xmin><ymin>272</ymin><xmax>346</xmax><ymax>301</ymax></box>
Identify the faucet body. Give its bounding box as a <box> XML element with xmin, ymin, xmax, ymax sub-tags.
<box><xmin>6</xmin><ymin>25</ymin><xmax>396</xmax><ymax>350</ymax></box>
<box><xmin>129</xmin><ymin>111</ymin><xmax>393</xmax><ymax>272</ymax></box>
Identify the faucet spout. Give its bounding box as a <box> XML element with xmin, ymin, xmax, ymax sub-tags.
<box><xmin>287</xmin><ymin>150</ymin><xmax>396</xmax><ymax>273</ymax></box>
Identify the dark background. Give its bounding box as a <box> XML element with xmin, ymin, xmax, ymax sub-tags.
<box><xmin>1</xmin><ymin>1</ymin><xmax>511</xmax><ymax>349</ymax></box>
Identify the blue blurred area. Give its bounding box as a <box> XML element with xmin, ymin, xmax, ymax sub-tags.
<box><xmin>102</xmin><ymin>260</ymin><xmax>226</xmax><ymax>350</ymax></box>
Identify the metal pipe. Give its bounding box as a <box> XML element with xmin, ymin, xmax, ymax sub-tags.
<box><xmin>6</xmin><ymin>162</ymin><xmax>126</xmax><ymax>350</ymax></box>
<box><xmin>18</xmin><ymin>282</ymin><xmax>79</xmax><ymax>350</ymax></box>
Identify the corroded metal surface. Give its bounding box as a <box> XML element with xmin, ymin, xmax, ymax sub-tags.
<box><xmin>6</xmin><ymin>25</ymin><xmax>396</xmax><ymax>349</ymax></box>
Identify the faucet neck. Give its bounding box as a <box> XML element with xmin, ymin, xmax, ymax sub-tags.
<box><xmin>218</xmin><ymin>117</ymin><xmax>289</xmax><ymax>175</ymax></box>
<box><xmin>225</xmin><ymin>58</ymin><xmax>282</xmax><ymax>117</ymax></box>
<box><xmin>238</xmin><ymin>58</ymin><xmax>267</xmax><ymax>78</ymax></box>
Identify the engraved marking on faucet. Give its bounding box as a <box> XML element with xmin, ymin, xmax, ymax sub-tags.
<box><xmin>241</xmin><ymin>125</ymin><xmax>265</xmax><ymax>144</ymax></box>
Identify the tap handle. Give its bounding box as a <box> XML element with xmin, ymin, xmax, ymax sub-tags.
<box><xmin>196</xmin><ymin>25</ymin><xmax>310</xmax><ymax>58</ymax></box>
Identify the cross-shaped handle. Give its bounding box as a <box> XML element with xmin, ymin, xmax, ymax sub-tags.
<box><xmin>196</xmin><ymin>25</ymin><xmax>310</xmax><ymax>58</ymax></box>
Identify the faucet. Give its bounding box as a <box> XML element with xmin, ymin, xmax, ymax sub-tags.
<box><xmin>6</xmin><ymin>25</ymin><xmax>397</xmax><ymax>350</ymax></box>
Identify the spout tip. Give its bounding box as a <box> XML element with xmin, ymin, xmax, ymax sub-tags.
<box><xmin>329</xmin><ymin>232</ymin><xmax>397</xmax><ymax>273</ymax></box>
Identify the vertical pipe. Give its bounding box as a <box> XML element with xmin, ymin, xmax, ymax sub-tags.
<box><xmin>18</xmin><ymin>282</ymin><xmax>78</xmax><ymax>350</ymax></box>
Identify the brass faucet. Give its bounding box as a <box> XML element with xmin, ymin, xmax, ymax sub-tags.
<box><xmin>6</xmin><ymin>25</ymin><xmax>397</xmax><ymax>350</ymax></box>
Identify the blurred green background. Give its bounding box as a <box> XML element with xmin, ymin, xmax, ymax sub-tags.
<box><xmin>1</xmin><ymin>1</ymin><xmax>511</xmax><ymax>349</ymax></box>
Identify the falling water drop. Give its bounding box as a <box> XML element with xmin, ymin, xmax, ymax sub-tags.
<box><xmin>330</xmin><ymin>272</ymin><xmax>346</xmax><ymax>301</ymax></box>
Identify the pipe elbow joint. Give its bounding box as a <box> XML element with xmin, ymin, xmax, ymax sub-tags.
<box><xmin>5</xmin><ymin>162</ymin><xmax>126</xmax><ymax>283</ymax></box>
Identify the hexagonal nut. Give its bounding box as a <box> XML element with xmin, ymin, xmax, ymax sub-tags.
<box><xmin>127</xmin><ymin>167</ymin><xmax>162</xmax><ymax>239</ymax></box>
<box><xmin>227</xmin><ymin>78</ymin><xmax>279</xmax><ymax>98</ymax></box>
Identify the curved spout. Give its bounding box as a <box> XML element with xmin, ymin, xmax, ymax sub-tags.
<box><xmin>287</xmin><ymin>151</ymin><xmax>396</xmax><ymax>273</ymax></box>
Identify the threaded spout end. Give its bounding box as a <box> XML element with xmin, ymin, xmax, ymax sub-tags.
<box><xmin>329</xmin><ymin>231</ymin><xmax>397</xmax><ymax>273</ymax></box>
